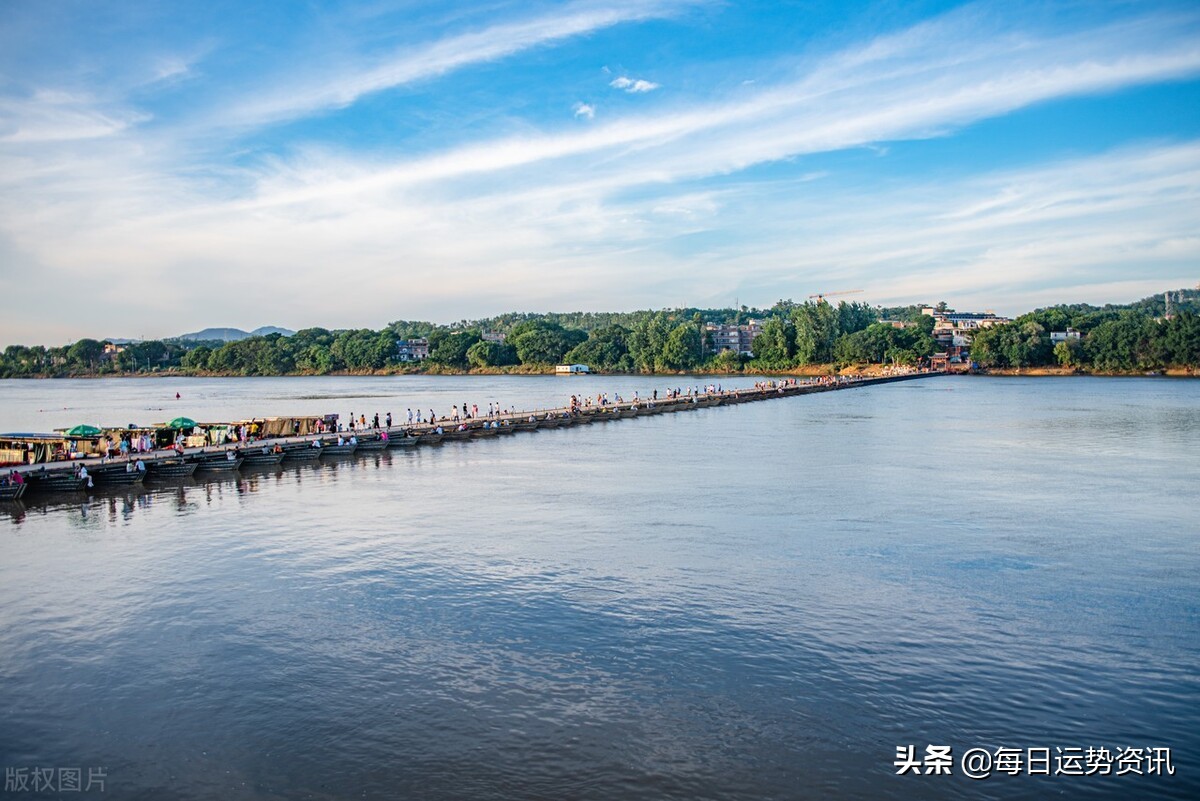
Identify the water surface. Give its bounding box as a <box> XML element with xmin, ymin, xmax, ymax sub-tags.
<box><xmin>1</xmin><ymin>376</ymin><xmax>1196</xmax><ymax>800</ymax></box>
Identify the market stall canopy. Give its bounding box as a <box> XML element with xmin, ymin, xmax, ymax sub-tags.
<box><xmin>64</xmin><ymin>425</ymin><xmax>102</xmax><ymax>437</ymax></box>
<box><xmin>167</xmin><ymin>417</ymin><xmax>198</xmax><ymax>430</ymax></box>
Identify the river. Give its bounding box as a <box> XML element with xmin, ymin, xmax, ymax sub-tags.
<box><xmin>0</xmin><ymin>375</ymin><xmax>1196</xmax><ymax>799</ymax></box>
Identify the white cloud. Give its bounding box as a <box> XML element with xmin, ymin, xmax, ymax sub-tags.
<box><xmin>610</xmin><ymin>76</ymin><xmax>660</xmax><ymax>93</ymax></box>
<box><xmin>210</xmin><ymin>10</ymin><xmax>1200</xmax><ymax>213</ymax></box>
<box><xmin>2</xmin><ymin>4</ymin><xmax>1200</xmax><ymax>339</ymax></box>
<box><xmin>0</xmin><ymin>91</ymin><xmax>149</xmax><ymax>143</ymax></box>
<box><xmin>223</xmin><ymin>1</ymin><xmax>693</xmax><ymax>127</ymax></box>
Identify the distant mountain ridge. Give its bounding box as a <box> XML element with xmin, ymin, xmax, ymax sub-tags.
<box><xmin>176</xmin><ymin>326</ymin><xmax>295</xmax><ymax>342</ymax></box>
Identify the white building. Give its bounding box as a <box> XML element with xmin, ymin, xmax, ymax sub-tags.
<box><xmin>1050</xmin><ymin>329</ymin><xmax>1082</xmax><ymax>345</ymax></box>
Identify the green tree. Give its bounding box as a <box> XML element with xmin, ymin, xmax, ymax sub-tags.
<box><xmin>466</xmin><ymin>340</ymin><xmax>518</xmax><ymax>367</ymax></box>
<box><xmin>627</xmin><ymin>312</ymin><xmax>674</xmax><ymax>372</ymax></box>
<box><xmin>563</xmin><ymin>324</ymin><xmax>630</xmax><ymax>370</ymax></box>
<box><xmin>181</xmin><ymin>346</ymin><xmax>212</xmax><ymax>371</ymax></box>
<box><xmin>709</xmin><ymin>348</ymin><xmax>744</xmax><ymax>372</ymax></box>
<box><xmin>1054</xmin><ymin>339</ymin><xmax>1083</xmax><ymax>368</ymax></box>
<box><xmin>1163</xmin><ymin>312</ymin><xmax>1200</xmax><ymax>367</ymax></box>
<box><xmin>836</xmin><ymin>301</ymin><xmax>878</xmax><ymax>336</ymax></box>
<box><xmin>792</xmin><ymin>302</ymin><xmax>839</xmax><ymax>364</ymax></box>
<box><xmin>658</xmin><ymin>324</ymin><xmax>702</xmax><ymax>370</ymax></box>
<box><xmin>511</xmin><ymin>323</ymin><xmax>586</xmax><ymax>364</ymax></box>
<box><xmin>751</xmin><ymin>317</ymin><xmax>795</xmax><ymax>364</ymax></box>
<box><xmin>67</xmin><ymin>338</ymin><xmax>104</xmax><ymax>371</ymax></box>
<box><xmin>427</xmin><ymin>330</ymin><xmax>481</xmax><ymax>366</ymax></box>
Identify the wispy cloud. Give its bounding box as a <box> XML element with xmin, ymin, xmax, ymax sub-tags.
<box><xmin>610</xmin><ymin>76</ymin><xmax>660</xmax><ymax>93</ymax></box>
<box><xmin>215</xmin><ymin>8</ymin><xmax>1200</xmax><ymax>211</ymax></box>
<box><xmin>222</xmin><ymin>0</ymin><xmax>696</xmax><ymax>127</ymax></box>
<box><xmin>0</xmin><ymin>90</ymin><xmax>148</xmax><ymax>143</ymax></box>
<box><xmin>1</xmin><ymin>2</ymin><xmax>1199</xmax><ymax>341</ymax></box>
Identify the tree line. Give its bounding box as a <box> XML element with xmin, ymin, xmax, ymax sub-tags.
<box><xmin>2</xmin><ymin>291</ymin><xmax>1196</xmax><ymax>377</ymax></box>
<box><xmin>968</xmin><ymin>306</ymin><xmax>1200</xmax><ymax>371</ymax></box>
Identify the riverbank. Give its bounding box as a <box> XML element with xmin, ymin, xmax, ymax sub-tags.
<box><xmin>5</xmin><ymin>363</ymin><xmax>1197</xmax><ymax>379</ymax></box>
<box><xmin>973</xmin><ymin>366</ymin><xmax>1199</xmax><ymax>377</ymax></box>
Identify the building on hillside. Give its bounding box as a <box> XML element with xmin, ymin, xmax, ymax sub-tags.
<box><xmin>705</xmin><ymin>320</ymin><xmax>763</xmax><ymax>356</ymax></box>
<box><xmin>396</xmin><ymin>338</ymin><xmax>429</xmax><ymax>362</ymax></box>
<box><xmin>101</xmin><ymin>342</ymin><xmax>126</xmax><ymax>362</ymax></box>
<box><xmin>923</xmin><ymin>306</ymin><xmax>1011</xmax><ymax>360</ymax></box>
<box><xmin>1050</xmin><ymin>328</ymin><xmax>1082</xmax><ymax>345</ymax></box>
<box><xmin>481</xmin><ymin>331</ymin><xmax>506</xmax><ymax>343</ymax></box>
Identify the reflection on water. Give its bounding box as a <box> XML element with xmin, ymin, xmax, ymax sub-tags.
<box><xmin>0</xmin><ymin>376</ymin><xmax>1197</xmax><ymax>801</ymax></box>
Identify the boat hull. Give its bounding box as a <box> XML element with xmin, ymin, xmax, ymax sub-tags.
<box><xmin>195</xmin><ymin>457</ymin><xmax>244</xmax><ymax>472</ymax></box>
<box><xmin>90</xmin><ymin>468</ymin><xmax>145</xmax><ymax>486</ymax></box>
<box><xmin>24</xmin><ymin>473</ymin><xmax>89</xmax><ymax>493</ymax></box>
<box><xmin>146</xmin><ymin>461</ymin><xmax>198</xmax><ymax>479</ymax></box>
<box><xmin>0</xmin><ymin>484</ymin><xmax>27</xmax><ymax>501</ymax></box>
<box><xmin>240</xmin><ymin>451</ymin><xmax>286</xmax><ymax>467</ymax></box>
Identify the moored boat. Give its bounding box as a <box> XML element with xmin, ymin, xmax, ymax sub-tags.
<box><xmin>319</xmin><ymin>443</ymin><xmax>357</xmax><ymax>457</ymax></box>
<box><xmin>355</xmin><ymin>436</ymin><xmax>389</xmax><ymax>450</ymax></box>
<box><xmin>388</xmin><ymin>434</ymin><xmax>418</xmax><ymax>447</ymax></box>
<box><xmin>146</xmin><ymin>460</ymin><xmax>198</xmax><ymax>479</ymax></box>
<box><xmin>90</xmin><ymin>465</ymin><xmax>145</xmax><ymax>486</ymax></box>
<box><xmin>416</xmin><ymin>431</ymin><xmax>444</xmax><ymax>445</ymax></box>
<box><xmin>283</xmin><ymin>445</ymin><xmax>322</xmax><ymax>461</ymax></box>
<box><xmin>195</xmin><ymin>456</ymin><xmax>244</xmax><ymax>472</ymax></box>
<box><xmin>470</xmin><ymin>427</ymin><xmax>499</xmax><ymax>438</ymax></box>
<box><xmin>23</xmin><ymin>471</ymin><xmax>88</xmax><ymax>493</ymax></box>
<box><xmin>240</xmin><ymin>450</ymin><xmax>286</xmax><ymax>467</ymax></box>
<box><xmin>0</xmin><ymin>483</ymin><xmax>27</xmax><ymax>501</ymax></box>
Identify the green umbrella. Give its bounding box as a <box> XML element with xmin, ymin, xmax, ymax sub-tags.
<box><xmin>167</xmin><ymin>417</ymin><xmax>199</xmax><ymax>429</ymax></box>
<box><xmin>64</xmin><ymin>424</ymin><xmax>102</xmax><ymax>437</ymax></box>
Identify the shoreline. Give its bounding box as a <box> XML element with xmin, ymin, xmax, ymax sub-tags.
<box><xmin>4</xmin><ymin>365</ymin><xmax>1197</xmax><ymax>380</ymax></box>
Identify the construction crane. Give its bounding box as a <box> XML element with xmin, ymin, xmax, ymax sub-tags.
<box><xmin>807</xmin><ymin>289</ymin><xmax>864</xmax><ymax>303</ymax></box>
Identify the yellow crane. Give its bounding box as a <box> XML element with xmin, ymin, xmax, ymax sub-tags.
<box><xmin>807</xmin><ymin>289</ymin><xmax>864</xmax><ymax>303</ymax></box>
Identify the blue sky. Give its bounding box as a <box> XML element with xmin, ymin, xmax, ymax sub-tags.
<box><xmin>1</xmin><ymin>0</ymin><xmax>1199</xmax><ymax>343</ymax></box>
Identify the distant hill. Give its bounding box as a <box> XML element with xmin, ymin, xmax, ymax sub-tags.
<box><xmin>250</xmin><ymin>326</ymin><xmax>295</xmax><ymax>338</ymax></box>
<box><xmin>176</xmin><ymin>326</ymin><xmax>295</xmax><ymax>342</ymax></box>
